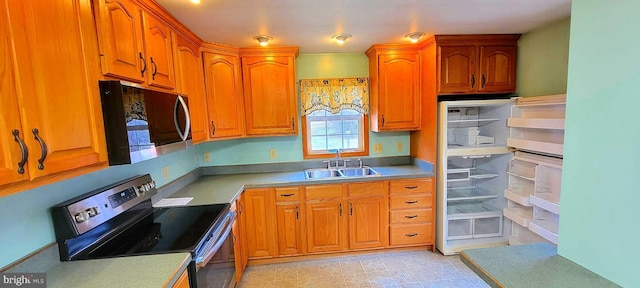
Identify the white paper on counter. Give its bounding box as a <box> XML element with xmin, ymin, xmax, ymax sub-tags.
<box><xmin>153</xmin><ymin>197</ymin><xmax>193</xmax><ymax>207</ymax></box>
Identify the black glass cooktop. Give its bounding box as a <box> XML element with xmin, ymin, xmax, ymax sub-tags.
<box><xmin>67</xmin><ymin>203</ymin><xmax>229</xmax><ymax>260</ymax></box>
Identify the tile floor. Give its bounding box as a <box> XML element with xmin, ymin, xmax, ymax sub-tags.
<box><xmin>238</xmin><ymin>250</ymin><xmax>489</xmax><ymax>288</ymax></box>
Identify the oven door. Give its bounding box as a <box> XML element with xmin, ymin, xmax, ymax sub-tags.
<box><xmin>194</xmin><ymin>211</ymin><xmax>236</xmax><ymax>288</ymax></box>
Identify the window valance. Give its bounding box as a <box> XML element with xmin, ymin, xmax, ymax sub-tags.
<box><xmin>299</xmin><ymin>78</ymin><xmax>369</xmax><ymax>116</ymax></box>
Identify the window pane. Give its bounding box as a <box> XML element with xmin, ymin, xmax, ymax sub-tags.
<box><xmin>342</xmin><ymin>109</ymin><xmax>359</xmax><ymax>116</ymax></box>
<box><xmin>343</xmin><ymin>120</ymin><xmax>359</xmax><ymax>135</ymax></box>
<box><xmin>343</xmin><ymin>135</ymin><xmax>360</xmax><ymax>149</ymax></box>
<box><xmin>309</xmin><ymin>110</ymin><xmax>326</xmax><ymax>117</ymax></box>
<box><xmin>310</xmin><ymin>136</ymin><xmax>327</xmax><ymax>151</ymax></box>
<box><xmin>326</xmin><ymin>120</ymin><xmax>343</xmax><ymax>135</ymax></box>
<box><xmin>310</xmin><ymin>121</ymin><xmax>327</xmax><ymax>136</ymax></box>
<box><xmin>327</xmin><ymin>136</ymin><xmax>342</xmax><ymax>150</ymax></box>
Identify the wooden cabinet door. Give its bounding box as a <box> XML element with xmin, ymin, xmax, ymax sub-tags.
<box><xmin>276</xmin><ymin>203</ymin><xmax>303</xmax><ymax>256</ymax></box>
<box><xmin>203</xmin><ymin>52</ymin><xmax>245</xmax><ymax>139</ymax></box>
<box><xmin>349</xmin><ymin>197</ymin><xmax>388</xmax><ymax>250</ymax></box>
<box><xmin>236</xmin><ymin>196</ymin><xmax>248</xmax><ymax>277</ymax></box>
<box><xmin>231</xmin><ymin>213</ymin><xmax>244</xmax><ymax>283</ymax></box>
<box><xmin>174</xmin><ymin>35</ymin><xmax>207</xmax><ymax>144</ymax></box>
<box><xmin>0</xmin><ymin>7</ymin><xmax>29</xmax><ymax>187</ymax></box>
<box><xmin>171</xmin><ymin>269</ymin><xmax>190</xmax><ymax>288</ymax></box>
<box><xmin>306</xmin><ymin>200</ymin><xmax>348</xmax><ymax>253</ymax></box>
<box><xmin>6</xmin><ymin>0</ymin><xmax>106</xmax><ymax>180</ymax></box>
<box><xmin>94</xmin><ymin>0</ymin><xmax>145</xmax><ymax>83</ymax></box>
<box><xmin>438</xmin><ymin>46</ymin><xmax>477</xmax><ymax>94</ymax></box>
<box><xmin>478</xmin><ymin>45</ymin><xmax>517</xmax><ymax>93</ymax></box>
<box><xmin>377</xmin><ymin>53</ymin><xmax>421</xmax><ymax>131</ymax></box>
<box><xmin>241</xmin><ymin>56</ymin><xmax>298</xmax><ymax>136</ymax></box>
<box><xmin>141</xmin><ymin>12</ymin><xmax>175</xmax><ymax>90</ymax></box>
<box><xmin>243</xmin><ymin>188</ymin><xmax>277</xmax><ymax>259</ymax></box>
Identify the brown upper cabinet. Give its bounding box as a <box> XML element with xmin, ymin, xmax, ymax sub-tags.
<box><xmin>436</xmin><ymin>35</ymin><xmax>520</xmax><ymax>95</ymax></box>
<box><xmin>366</xmin><ymin>45</ymin><xmax>422</xmax><ymax>132</ymax></box>
<box><xmin>1</xmin><ymin>0</ymin><xmax>107</xmax><ymax>195</ymax></box>
<box><xmin>94</xmin><ymin>0</ymin><xmax>176</xmax><ymax>90</ymax></box>
<box><xmin>202</xmin><ymin>45</ymin><xmax>246</xmax><ymax>140</ymax></box>
<box><xmin>173</xmin><ymin>34</ymin><xmax>207</xmax><ymax>144</ymax></box>
<box><xmin>240</xmin><ymin>47</ymin><xmax>299</xmax><ymax>136</ymax></box>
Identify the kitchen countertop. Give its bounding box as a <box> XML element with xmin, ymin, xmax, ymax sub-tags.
<box><xmin>45</xmin><ymin>253</ymin><xmax>191</xmax><ymax>288</ymax></box>
<box><xmin>460</xmin><ymin>243</ymin><xmax>621</xmax><ymax>288</ymax></box>
<box><xmin>167</xmin><ymin>165</ymin><xmax>433</xmax><ymax>206</ymax></box>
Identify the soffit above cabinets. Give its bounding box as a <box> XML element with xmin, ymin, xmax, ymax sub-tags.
<box><xmin>155</xmin><ymin>0</ymin><xmax>571</xmax><ymax>54</ymax></box>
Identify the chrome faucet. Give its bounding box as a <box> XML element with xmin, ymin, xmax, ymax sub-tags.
<box><xmin>335</xmin><ymin>149</ymin><xmax>341</xmax><ymax>168</ymax></box>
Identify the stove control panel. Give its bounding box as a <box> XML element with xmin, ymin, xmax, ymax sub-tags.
<box><xmin>53</xmin><ymin>175</ymin><xmax>158</xmax><ymax>236</ymax></box>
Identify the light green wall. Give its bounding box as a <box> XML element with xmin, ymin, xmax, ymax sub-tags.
<box><xmin>199</xmin><ymin>53</ymin><xmax>410</xmax><ymax>166</ymax></box>
<box><xmin>0</xmin><ymin>147</ymin><xmax>199</xmax><ymax>268</ymax></box>
<box><xmin>559</xmin><ymin>2</ymin><xmax>640</xmax><ymax>287</ymax></box>
<box><xmin>516</xmin><ymin>17</ymin><xmax>570</xmax><ymax>97</ymax></box>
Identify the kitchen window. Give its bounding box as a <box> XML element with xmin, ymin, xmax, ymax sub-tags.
<box><xmin>302</xmin><ymin>109</ymin><xmax>369</xmax><ymax>158</ymax></box>
<box><xmin>299</xmin><ymin>78</ymin><xmax>370</xmax><ymax>159</ymax></box>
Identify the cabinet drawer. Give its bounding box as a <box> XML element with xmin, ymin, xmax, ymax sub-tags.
<box><xmin>390</xmin><ymin>209</ymin><xmax>432</xmax><ymax>224</ymax></box>
<box><xmin>390</xmin><ymin>223</ymin><xmax>432</xmax><ymax>246</ymax></box>
<box><xmin>275</xmin><ymin>187</ymin><xmax>300</xmax><ymax>202</ymax></box>
<box><xmin>347</xmin><ymin>182</ymin><xmax>385</xmax><ymax>198</ymax></box>
<box><xmin>390</xmin><ymin>194</ymin><xmax>432</xmax><ymax>209</ymax></box>
<box><xmin>389</xmin><ymin>178</ymin><xmax>433</xmax><ymax>194</ymax></box>
<box><xmin>305</xmin><ymin>184</ymin><xmax>343</xmax><ymax>200</ymax></box>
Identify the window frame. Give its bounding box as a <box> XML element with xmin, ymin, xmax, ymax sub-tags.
<box><xmin>301</xmin><ymin>110</ymin><xmax>369</xmax><ymax>159</ymax></box>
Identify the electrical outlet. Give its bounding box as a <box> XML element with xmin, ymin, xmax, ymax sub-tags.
<box><xmin>270</xmin><ymin>149</ymin><xmax>277</xmax><ymax>159</ymax></box>
<box><xmin>396</xmin><ymin>142</ymin><xmax>403</xmax><ymax>152</ymax></box>
<box><xmin>373</xmin><ymin>143</ymin><xmax>383</xmax><ymax>153</ymax></box>
<box><xmin>162</xmin><ymin>166</ymin><xmax>169</xmax><ymax>180</ymax></box>
<box><xmin>203</xmin><ymin>152</ymin><xmax>211</xmax><ymax>163</ymax></box>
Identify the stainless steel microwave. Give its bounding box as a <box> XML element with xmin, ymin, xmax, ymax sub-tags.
<box><xmin>99</xmin><ymin>81</ymin><xmax>191</xmax><ymax>165</ymax></box>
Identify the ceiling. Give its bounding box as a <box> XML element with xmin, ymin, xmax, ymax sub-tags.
<box><xmin>155</xmin><ymin>0</ymin><xmax>571</xmax><ymax>54</ymax></box>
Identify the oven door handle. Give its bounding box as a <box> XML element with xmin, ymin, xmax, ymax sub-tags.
<box><xmin>195</xmin><ymin>212</ymin><xmax>234</xmax><ymax>269</ymax></box>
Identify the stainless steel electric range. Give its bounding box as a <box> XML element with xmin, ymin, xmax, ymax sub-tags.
<box><xmin>51</xmin><ymin>174</ymin><xmax>236</xmax><ymax>288</ymax></box>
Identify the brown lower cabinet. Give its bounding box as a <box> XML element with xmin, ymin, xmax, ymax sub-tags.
<box><xmin>388</xmin><ymin>178</ymin><xmax>435</xmax><ymax>248</ymax></box>
<box><xmin>237</xmin><ymin>177</ymin><xmax>434</xmax><ymax>281</ymax></box>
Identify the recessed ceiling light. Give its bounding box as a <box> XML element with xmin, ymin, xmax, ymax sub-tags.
<box><xmin>405</xmin><ymin>32</ymin><xmax>425</xmax><ymax>43</ymax></box>
<box><xmin>331</xmin><ymin>34</ymin><xmax>352</xmax><ymax>45</ymax></box>
<box><xmin>190</xmin><ymin>0</ymin><xmax>200</xmax><ymax>4</ymax></box>
<box><xmin>253</xmin><ymin>35</ymin><xmax>273</xmax><ymax>47</ymax></box>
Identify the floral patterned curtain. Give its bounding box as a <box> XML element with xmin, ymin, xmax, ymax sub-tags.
<box><xmin>299</xmin><ymin>78</ymin><xmax>369</xmax><ymax>115</ymax></box>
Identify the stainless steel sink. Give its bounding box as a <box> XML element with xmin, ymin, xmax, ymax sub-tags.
<box><xmin>304</xmin><ymin>166</ymin><xmax>381</xmax><ymax>179</ymax></box>
<box><xmin>339</xmin><ymin>166</ymin><xmax>381</xmax><ymax>177</ymax></box>
<box><xmin>305</xmin><ymin>168</ymin><xmax>342</xmax><ymax>179</ymax></box>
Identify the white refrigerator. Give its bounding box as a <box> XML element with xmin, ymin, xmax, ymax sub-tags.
<box><xmin>436</xmin><ymin>96</ymin><xmax>565</xmax><ymax>255</ymax></box>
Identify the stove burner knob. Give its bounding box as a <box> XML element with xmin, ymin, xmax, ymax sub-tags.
<box><xmin>149</xmin><ymin>181</ymin><xmax>156</xmax><ymax>188</ymax></box>
<box><xmin>86</xmin><ymin>207</ymin><xmax>100</xmax><ymax>217</ymax></box>
<box><xmin>74</xmin><ymin>211</ymin><xmax>90</xmax><ymax>223</ymax></box>
<box><xmin>138</xmin><ymin>185</ymin><xmax>147</xmax><ymax>194</ymax></box>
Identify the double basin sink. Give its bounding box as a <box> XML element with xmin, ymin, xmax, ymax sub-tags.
<box><xmin>305</xmin><ymin>166</ymin><xmax>381</xmax><ymax>179</ymax></box>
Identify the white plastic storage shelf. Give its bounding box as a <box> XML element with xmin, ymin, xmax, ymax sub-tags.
<box><xmin>445</xmin><ymin>100</ymin><xmax>513</xmax><ymax>151</ymax></box>
<box><xmin>507</xmin><ymin>95</ymin><xmax>566</xmax><ymax>156</ymax></box>
<box><xmin>528</xmin><ymin>206</ymin><xmax>559</xmax><ymax>244</ymax></box>
<box><xmin>509</xmin><ymin>222</ymin><xmax>548</xmax><ymax>245</ymax></box>
<box><xmin>503</xmin><ymin>201</ymin><xmax>533</xmax><ymax>227</ymax></box>
<box><xmin>447</xmin><ymin>203</ymin><xmax>503</xmax><ymax>240</ymax></box>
